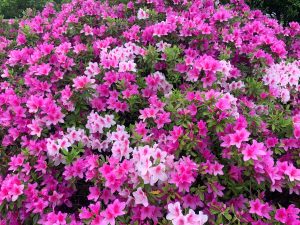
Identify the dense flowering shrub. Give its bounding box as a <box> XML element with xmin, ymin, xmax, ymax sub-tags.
<box><xmin>0</xmin><ymin>0</ymin><xmax>300</xmax><ymax>224</ymax></box>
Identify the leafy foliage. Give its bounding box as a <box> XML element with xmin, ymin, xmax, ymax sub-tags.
<box><xmin>0</xmin><ymin>0</ymin><xmax>65</xmax><ymax>18</ymax></box>
<box><xmin>0</xmin><ymin>0</ymin><xmax>299</xmax><ymax>225</ymax></box>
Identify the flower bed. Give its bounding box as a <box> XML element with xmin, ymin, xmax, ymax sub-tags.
<box><xmin>0</xmin><ymin>0</ymin><xmax>300</xmax><ymax>224</ymax></box>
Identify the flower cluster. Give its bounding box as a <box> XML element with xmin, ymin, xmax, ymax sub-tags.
<box><xmin>263</xmin><ymin>61</ymin><xmax>300</xmax><ymax>103</ymax></box>
<box><xmin>0</xmin><ymin>0</ymin><xmax>300</xmax><ymax>224</ymax></box>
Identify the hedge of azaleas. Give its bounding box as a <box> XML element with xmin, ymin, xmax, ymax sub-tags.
<box><xmin>0</xmin><ymin>0</ymin><xmax>300</xmax><ymax>224</ymax></box>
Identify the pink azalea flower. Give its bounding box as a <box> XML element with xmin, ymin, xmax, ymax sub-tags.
<box><xmin>182</xmin><ymin>194</ymin><xmax>203</xmax><ymax>210</ymax></box>
<box><xmin>10</xmin><ymin>183</ymin><xmax>24</xmax><ymax>202</ymax></box>
<box><xmin>149</xmin><ymin>163</ymin><xmax>168</xmax><ymax>185</ymax></box>
<box><xmin>241</xmin><ymin>140</ymin><xmax>266</xmax><ymax>161</ymax></box>
<box><xmin>154</xmin><ymin>112</ymin><xmax>171</xmax><ymax>129</ymax></box>
<box><xmin>137</xmin><ymin>9</ymin><xmax>149</xmax><ymax>20</ymax></box>
<box><xmin>100</xmin><ymin>199</ymin><xmax>126</xmax><ymax>225</ymax></box>
<box><xmin>275</xmin><ymin>208</ymin><xmax>287</xmax><ymax>223</ymax></box>
<box><xmin>132</xmin><ymin>187</ymin><xmax>149</xmax><ymax>207</ymax></box>
<box><xmin>215</xmin><ymin>97</ymin><xmax>231</xmax><ymax>111</ymax></box>
<box><xmin>32</xmin><ymin>198</ymin><xmax>48</xmax><ymax>213</ymax></box>
<box><xmin>166</xmin><ymin>202</ymin><xmax>183</xmax><ymax>221</ymax></box>
<box><xmin>229</xmin><ymin>128</ymin><xmax>250</xmax><ymax>148</ymax></box>
<box><xmin>294</xmin><ymin>123</ymin><xmax>300</xmax><ymax>139</ymax></box>
<box><xmin>35</xmin><ymin>63</ymin><xmax>52</xmax><ymax>76</ymax></box>
<box><xmin>249</xmin><ymin>199</ymin><xmax>271</xmax><ymax>219</ymax></box>
<box><xmin>85</xmin><ymin>62</ymin><xmax>101</xmax><ymax>77</ymax></box>
<box><xmin>88</xmin><ymin>186</ymin><xmax>101</xmax><ymax>202</ymax></box>
<box><xmin>167</xmin><ymin>202</ymin><xmax>208</xmax><ymax>225</ymax></box>
<box><xmin>119</xmin><ymin>60</ymin><xmax>136</xmax><ymax>72</ymax></box>
<box><xmin>186</xmin><ymin>209</ymin><xmax>208</xmax><ymax>225</ymax></box>
<box><xmin>286</xmin><ymin>165</ymin><xmax>300</xmax><ymax>182</ymax></box>
<box><xmin>73</xmin><ymin>75</ymin><xmax>95</xmax><ymax>90</ymax></box>
<box><xmin>27</xmin><ymin>120</ymin><xmax>43</xmax><ymax>137</ymax></box>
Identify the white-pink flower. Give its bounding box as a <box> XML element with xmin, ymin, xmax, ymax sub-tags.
<box><xmin>132</xmin><ymin>187</ymin><xmax>149</xmax><ymax>207</ymax></box>
<box><xmin>149</xmin><ymin>163</ymin><xmax>168</xmax><ymax>185</ymax></box>
<box><xmin>167</xmin><ymin>202</ymin><xmax>208</xmax><ymax>225</ymax></box>
<box><xmin>46</xmin><ymin>139</ymin><xmax>60</xmax><ymax>156</ymax></box>
<box><xmin>166</xmin><ymin>202</ymin><xmax>183</xmax><ymax>221</ymax></box>
<box><xmin>84</xmin><ymin>62</ymin><xmax>101</xmax><ymax>78</ymax></box>
<box><xmin>119</xmin><ymin>60</ymin><xmax>136</xmax><ymax>72</ymax></box>
<box><xmin>137</xmin><ymin>8</ymin><xmax>149</xmax><ymax>20</ymax></box>
<box><xmin>27</xmin><ymin>120</ymin><xmax>43</xmax><ymax>137</ymax></box>
<box><xmin>186</xmin><ymin>209</ymin><xmax>208</xmax><ymax>225</ymax></box>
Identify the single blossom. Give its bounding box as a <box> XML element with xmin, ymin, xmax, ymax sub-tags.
<box><xmin>132</xmin><ymin>187</ymin><xmax>149</xmax><ymax>207</ymax></box>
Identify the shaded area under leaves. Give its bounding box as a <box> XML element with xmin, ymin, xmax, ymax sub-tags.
<box><xmin>56</xmin><ymin>179</ymin><xmax>92</xmax><ymax>214</ymax></box>
<box><xmin>265</xmin><ymin>189</ymin><xmax>300</xmax><ymax>208</ymax></box>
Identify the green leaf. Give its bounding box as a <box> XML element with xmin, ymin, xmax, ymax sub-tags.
<box><xmin>210</xmin><ymin>209</ymin><xmax>220</xmax><ymax>215</ymax></box>
<box><xmin>223</xmin><ymin>211</ymin><xmax>232</xmax><ymax>221</ymax></box>
<box><xmin>32</xmin><ymin>214</ymin><xmax>39</xmax><ymax>224</ymax></box>
<box><xmin>216</xmin><ymin>213</ymin><xmax>223</xmax><ymax>224</ymax></box>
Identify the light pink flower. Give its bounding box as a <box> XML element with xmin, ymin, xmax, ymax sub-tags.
<box><xmin>132</xmin><ymin>187</ymin><xmax>149</xmax><ymax>207</ymax></box>
<box><xmin>73</xmin><ymin>75</ymin><xmax>95</xmax><ymax>90</ymax></box>
<box><xmin>137</xmin><ymin>9</ymin><xmax>149</xmax><ymax>20</ymax></box>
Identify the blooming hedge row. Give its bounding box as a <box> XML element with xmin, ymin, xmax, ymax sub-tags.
<box><xmin>0</xmin><ymin>0</ymin><xmax>300</xmax><ymax>224</ymax></box>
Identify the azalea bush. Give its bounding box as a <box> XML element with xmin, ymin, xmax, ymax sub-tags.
<box><xmin>0</xmin><ymin>0</ymin><xmax>300</xmax><ymax>224</ymax></box>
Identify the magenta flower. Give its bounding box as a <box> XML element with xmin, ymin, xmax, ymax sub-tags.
<box><xmin>100</xmin><ymin>199</ymin><xmax>126</xmax><ymax>225</ymax></box>
<box><xmin>249</xmin><ymin>199</ymin><xmax>272</xmax><ymax>219</ymax></box>
<box><xmin>286</xmin><ymin>165</ymin><xmax>300</xmax><ymax>182</ymax></box>
<box><xmin>275</xmin><ymin>208</ymin><xmax>287</xmax><ymax>223</ymax></box>
<box><xmin>241</xmin><ymin>140</ymin><xmax>266</xmax><ymax>161</ymax></box>
<box><xmin>215</xmin><ymin>97</ymin><xmax>231</xmax><ymax>111</ymax></box>
<box><xmin>73</xmin><ymin>75</ymin><xmax>95</xmax><ymax>90</ymax></box>
<box><xmin>229</xmin><ymin>128</ymin><xmax>250</xmax><ymax>148</ymax></box>
<box><xmin>88</xmin><ymin>186</ymin><xmax>101</xmax><ymax>202</ymax></box>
